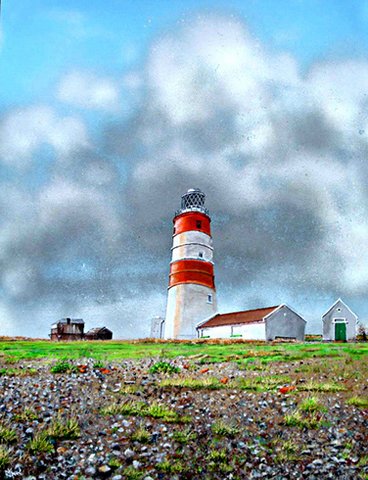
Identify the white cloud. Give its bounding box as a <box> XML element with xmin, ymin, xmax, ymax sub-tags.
<box><xmin>0</xmin><ymin>106</ymin><xmax>89</xmax><ymax>168</ymax></box>
<box><xmin>57</xmin><ymin>71</ymin><xmax>121</xmax><ymax>111</ymax></box>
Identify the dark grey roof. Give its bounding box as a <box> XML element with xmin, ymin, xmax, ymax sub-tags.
<box><xmin>86</xmin><ymin>327</ymin><xmax>111</xmax><ymax>334</ymax></box>
<box><xmin>57</xmin><ymin>318</ymin><xmax>84</xmax><ymax>325</ymax></box>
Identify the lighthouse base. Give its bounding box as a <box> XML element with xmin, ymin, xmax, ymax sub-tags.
<box><xmin>164</xmin><ymin>283</ymin><xmax>217</xmax><ymax>339</ymax></box>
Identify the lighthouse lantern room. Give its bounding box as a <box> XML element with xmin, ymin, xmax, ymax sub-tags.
<box><xmin>164</xmin><ymin>188</ymin><xmax>218</xmax><ymax>339</ymax></box>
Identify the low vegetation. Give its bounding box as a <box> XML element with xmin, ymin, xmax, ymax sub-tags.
<box><xmin>47</xmin><ymin>418</ymin><xmax>80</xmax><ymax>440</ymax></box>
<box><xmin>26</xmin><ymin>432</ymin><xmax>54</xmax><ymax>454</ymax></box>
<box><xmin>149</xmin><ymin>361</ymin><xmax>180</xmax><ymax>374</ymax></box>
<box><xmin>346</xmin><ymin>396</ymin><xmax>368</xmax><ymax>408</ymax></box>
<box><xmin>284</xmin><ymin>410</ymin><xmax>326</xmax><ymax>429</ymax></box>
<box><xmin>211</xmin><ymin>420</ymin><xmax>240</xmax><ymax>437</ymax></box>
<box><xmin>50</xmin><ymin>360</ymin><xmax>78</xmax><ymax>374</ymax></box>
<box><xmin>101</xmin><ymin>400</ymin><xmax>190</xmax><ymax>423</ymax></box>
<box><xmin>0</xmin><ymin>424</ymin><xmax>17</xmax><ymax>444</ymax></box>
<box><xmin>0</xmin><ymin>446</ymin><xmax>11</xmax><ymax>472</ymax></box>
<box><xmin>1</xmin><ymin>339</ymin><xmax>367</xmax><ymax>363</ymax></box>
<box><xmin>299</xmin><ymin>396</ymin><xmax>327</xmax><ymax>413</ymax></box>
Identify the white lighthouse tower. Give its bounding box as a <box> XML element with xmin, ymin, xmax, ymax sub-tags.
<box><xmin>164</xmin><ymin>188</ymin><xmax>218</xmax><ymax>339</ymax></box>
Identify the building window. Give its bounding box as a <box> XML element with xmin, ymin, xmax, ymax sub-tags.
<box><xmin>207</xmin><ymin>294</ymin><xmax>212</xmax><ymax>303</ymax></box>
<box><xmin>196</xmin><ymin>220</ymin><xmax>202</xmax><ymax>229</ymax></box>
<box><xmin>199</xmin><ymin>251</ymin><xmax>203</xmax><ymax>258</ymax></box>
<box><xmin>173</xmin><ymin>227</ymin><xmax>176</xmax><ymax>234</ymax></box>
<box><xmin>337</xmin><ymin>308</ymin><xmax>341</xmax><ymax>312</ymax></box>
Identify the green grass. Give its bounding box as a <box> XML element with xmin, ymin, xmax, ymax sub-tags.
<box><xmin>14</xmin><ymin>408</ymin><xmax>38</xmax><ymax>422</ymax></box>
<box><xmin>283</xmin><ymin>410</ymin><xmax>326</xmax><ymax>429</ymax></box>
<box><xmin>149</xmin><ymin>361</ymin><xmax>180</xmax><ymax>374</ymax></box>
<box><xmin>299</xmin><ymin>396</ymin><xmax>327</xmax><ymax>413</ymax></box>
<box><xmin>159</xmin><ymin>376</ymin><xmax>225</xmax><ymax>390</ymax></box>
<box><xmin>0</xmin><ymin>425</ymin><xmax>17</xmax><ymax>444</ymax></box>
<box><xmin>172</xmin><ymin>428</ymin><xmax>197</xmax><ymax>444</ymax></box>
<box><xmin>0</xmin><ymin>446</ymin><xmax>11</xmax><ymax>472</ymax></box>
<box><xmin>122</xmin><ymin>467</ymin><xmax>145</xmax><ymax>480</ymax></box>
<box><xmin>346</xmin><ymin>396</ymin><xmax>368</xmax><ymax>408</ymax></box>
<box><xmin>47</xmin><ymin>418</ymin><xmax>80</xmax><ymax>440</ymax></box>
<box><xmin>101</xmin><ymin>401</ymin><xmax>190</xmax><ymax>423</ymax></box>
<box><xmin>26</xmin><ymin>432</ymin><xmax>54</xmax><ymax>454</ymax></box>
<box><xmin>298</xmin><ymin>381</ymin><xmax>346</xmax><ymax>392</ymax></box>
<box><xmin>50</xmin><ymin>361</ymin><xmax>78</xmax><ymax>374</ymax></box>
<box><xmin>156</xmin><ymin>460</ymin><xmax>186</xmax><ymax>474</ymax></box>
<box><xmin>1</xmin><ymin>340</ymin><xmax>367</xmax><ymax>363</ymax></box>
<box><xmin>211</xmin><ymin>420</ymin><xmax>240</xmax><ymax>437</ymax></box>
<box><xmin>131</xmin><ymin>427</ymin><xmax>151</xmax><ymax>443</ymax></box>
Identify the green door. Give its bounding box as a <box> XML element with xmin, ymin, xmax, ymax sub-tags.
<box><xmin>335</xmin><ymin>323</ymin><xmax>346</xmax><ymax>341</ymax></box>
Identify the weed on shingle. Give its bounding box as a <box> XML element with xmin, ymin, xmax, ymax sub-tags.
<box><xmin>172</xmin><ymin>427</ymin><xmax>197</xmax><ymax>444</ymax></box>
<box><xmin>0</xmin><ymin>446</ymin><xmax>11</xmax><ymax>472</ymax></box>
<box><xmin>47</xmin><ymin>417</ymin><xmax>80</xmax><ymax>440</ymax></box>
<box><xmin>298</xmin><ymin>381</ymin><xmax>346</xmax><ymax>392</ymax></box>
<box><xmin>283</xmin><ymin>410</ymin><xmax>326</xmax><ymax>429</ymax></box>
<box><xmin>299</xmin><ymin>396</ymin><xmax>327</xmax><ymax>413</ymax></box>
<box><xmin>26</xmin><ymin>432</ymin><xmax>54</xmax><ymax>454</ymax></box>
<box><xmin>159</xmin><ymin>376</ymin><xmax>225</xmax><ymax>390</ymax></box>
<box><xmin>211</xmin><ymin>420</ymin><xmax>240</xmax><ymax>437</ymax></box>
<box><xmin>149</xmin><ymin>361</ymin><xmax>180</xmax><ymax>374</ymax></box>
<box><xmin>0</xmin><ymin>424</ymin><xmax>17</xmax><ymax>444</ymax></box>
<box><xmin>101</xmin><ymin>401</ymin><xmax>190</xmax><ymax>423</ymax></box>
<box><xmin>14</xmin><ymin>408</ymin><xmax>38</xmax><ymax>423</ymax></box>
<box><xmin>156</xmin><ymin>459</ymin><xmax>186</xmax><ymax>474</ymax></box>
<box><xmin>346</xmin><ymin>396</ymin><xmax>368</xmax><ymax>408</ymax></box>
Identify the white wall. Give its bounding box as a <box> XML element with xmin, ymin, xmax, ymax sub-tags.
<box><xmin>165</xmin><ymin>283</ymin><xmax>217</xmax><ymax>339</ymax></box>
<box><xmin>199</xmin><ymin>322</ymin><xmax>266</xmax><ymax>340</ymax></box>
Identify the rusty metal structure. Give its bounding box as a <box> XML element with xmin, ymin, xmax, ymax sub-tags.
<box><xmin>50</xmin><ymin>318</ymin><xmax>84</xmax><ymax>341</ymax></box>
<box><xmin>85</xmin><ymin>327</ymin><xmax>113</xmax><ymax>340</ymax></box>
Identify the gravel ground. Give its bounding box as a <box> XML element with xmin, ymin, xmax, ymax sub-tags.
<box><xmin>0</xmin><ymin>355</ymin><xmax>367</xmax><ymax>479</ymax></box>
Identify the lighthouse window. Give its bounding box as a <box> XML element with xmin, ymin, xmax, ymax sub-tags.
<box><xmin>199</xmin><ymin>251</ymin><xmax>203</xmax><ymax>258</ymax></box>
<box><xmin>196</xmin><ymin>220</ymin><xmax>202</xmax><ymax>229</ymax></box>
<box><xmin>173</xmin><ymin>227</ymin><xmax>176</xmax><ymax>234</ymax></box>
<box><xmin>207</xmin><ymin>294</ymin><xmax>212</xmax><ymax>303</ymax></box>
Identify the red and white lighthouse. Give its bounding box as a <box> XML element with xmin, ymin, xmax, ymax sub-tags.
<box><xmin>164</xmin><ymin>188</ymin><xmax>217</xmax><ymax>339</ymax></box>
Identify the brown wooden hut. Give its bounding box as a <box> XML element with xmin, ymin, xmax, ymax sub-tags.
<box><xmin>50</xmin><ymin>318</ymin><xmax>84</xmax><ymax>341</ymax></box>
<box><xmin>85</xmin><ymin>327</ymin><xmax>113</xmax><ymax>340</ymax></box>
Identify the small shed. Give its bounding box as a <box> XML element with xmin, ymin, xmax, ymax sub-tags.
<box><xmin>50</xmin><ymin>318</ymin><xmax>84</xmax><ymax>341</ymax></box>
<box><xmin>197</xmin><ymin>304</ymin><xmax>306</xmax><ymax>341</ymax></box>
<box><xmin>322</xmin><ymin>299</ymin><xmax>357</xmax><ymax>341</ymax></box>
<box><xmin>85</xmin><ymin>327</ymin><xmax>113</xmax><ymax>340</ymax></box>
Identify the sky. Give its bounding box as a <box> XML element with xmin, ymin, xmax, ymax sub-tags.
<box><xmin>1</xmin><ymin>0</ymin><xmax>368</xmax><ymax>337</ymax></box>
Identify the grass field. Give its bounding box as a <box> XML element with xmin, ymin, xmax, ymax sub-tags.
<box><xmin>0</xmin><ymin>339</ymin><xmax>367</xmax><ymax>364</ymax></box>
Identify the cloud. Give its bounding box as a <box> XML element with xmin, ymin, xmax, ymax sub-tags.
<box><xmin>57</xmin><ymin>71</ymin><xmax>121</xmax><ymax>111</ymax></box>
<box><xmin>2</xmin><ymin>12</ymin><xmax>368</xmax><ymax>337</ymax></box>
<box><xmin>0</xmin><ymin>106</ymin><xmax>89</xmax><ymax>169</ymax></box>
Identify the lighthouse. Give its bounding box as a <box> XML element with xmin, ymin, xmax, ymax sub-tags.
<box><xmin>164</xmin><ymin>188</ymin><xmax>217</xmax><ymax>339</ymax></box>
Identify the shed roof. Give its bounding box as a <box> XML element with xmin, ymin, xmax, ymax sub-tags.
<box><xmin>198</xmin><ymin>306</ymin><xmax>279</xmax><ymax>329</ymax></box>
<box><xmin>85</xmin><ymin>327</ymin><xmax>112</xmax><ymax>334</ymax></box>
<box><xmin>56</xmin><ymin>318</ymin><xmax>84</xmax><ymax>325</ymax></box>
<box><xmin>321</xmin><ymin>298</ymin><xmax>358</xmax><ymax>319</ymax></box>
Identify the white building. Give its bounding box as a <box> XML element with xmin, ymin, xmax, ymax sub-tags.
<box><xmin>197</xmin><ymin>304</ymin><xmax>306</xmax><ymax>341</ymax></box>
<box><xmin>322</xmin><ymin>299</ymin><xmax>357</xmax><ymax>341</ymax></box>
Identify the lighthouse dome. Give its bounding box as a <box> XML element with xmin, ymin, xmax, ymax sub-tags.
<box><xmin>177</xmin><ymin>188</ymin><xmax>209</xmax><ymax>215</ymax></box>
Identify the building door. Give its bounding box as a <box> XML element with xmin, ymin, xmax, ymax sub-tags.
<box><xmin>335</xmin><ymin>322</ymin><xmax>346</xmax><ymax>341</ymax></box>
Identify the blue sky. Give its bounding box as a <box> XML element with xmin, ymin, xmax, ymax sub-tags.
<box><xmin>2</xmin><ymin>0</ymin><xmax>368</xmax><ymax>107</ymax></box>
<box><xmin>1</xmin><ymin>1</ymin><xmax>368</xmax><ymax>337</ymax></box>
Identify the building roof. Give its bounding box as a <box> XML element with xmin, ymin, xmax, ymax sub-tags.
<box><xmin>85</xmin><ymin>327</ymin><xmax>112</xmax><ymax>334</ymax></box>
<box><xmin>198</xmin><ymin>306</ymin><xmax>279</xmax><ymax>329</ymax></box>
<box><xmin>56</xmin><ymin>318</ymin><xmax>84</xmax><ymax>325</ymax></box>
<box><xmin>322</xmin><ymin>298</ymin><xmax>358</xmax><ymax>319</ymax></box>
